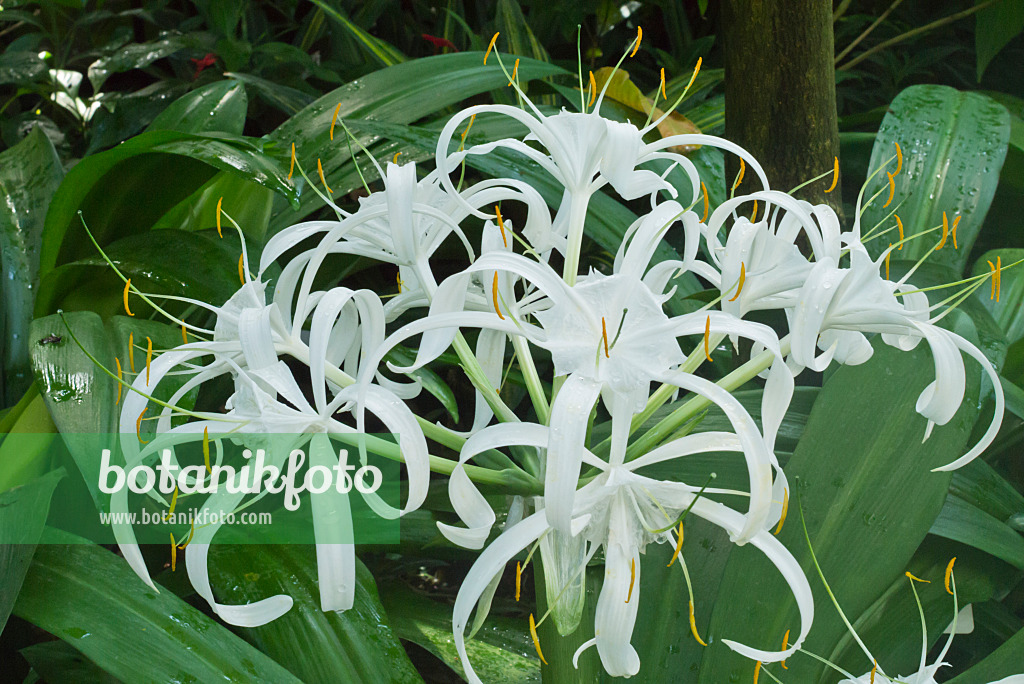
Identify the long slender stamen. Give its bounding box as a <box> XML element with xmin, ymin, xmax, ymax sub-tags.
<box><xmin>330</xmin><ymin>103</ymin><xmax>340</xmax><ymax>140</ymax></box>
<box><xmin>995</xmin><ymin>256</ymin><xmax>1002</xmax><ymax>301</ymax></box>
<box><xmin>952</xmin><ymin>214</ymin><xmax>960</xmax><ymax>249</ymax></box>
<box><xmin>115</xmin><ymin>358</ymin><xmax>122</xmax><ymax>405</ymax></box>
<box><xmin>894</xmin><ymin>142</ymin><xmax>903</xmax><ymax>175</ymax></box>
<box><xmin>936</xmin><ymin>211</ymin><xmax>952</xmax><ymax>250</ymax></box>
<box><xmin>128</xmin><ymin>332</ymin><xmax>134</xmax><ymax>372</ymax></box>
<box><xmin>177</xmin><ymin>520</ymin><xmax>195</xmax><ymax>548</ymax></box>
<box><xmin>700</xmin><ymin>181</ymin><xmax>709</xmax><ymax>222</ymax></box>
<box><xmin>238</xmin><ymin>253</ymin><xmax>245</xmax><ymax>285</ymax></box>
<box><xmin>495</xmin><ymin>205</ymin><xmax>508</xmax><ymax>247</ymax></box>
<box><xmin>728</xmin><ymin>263</ymin><xmax>746</xmax><ymax>302</ymax></box>
<box><xmin>180</xmin><ymin>324</ymin><xmax>188</xmax><ymax>344</ymax></box>
<box><xmin>529</xmin><ymin>614</ymin><xmax>548</xmax><ymax>664</ymax></box>
<box><xmin>484</xmin><ymin>32</ymin><xmax>499</xmax><ymax>65</ymax></box>
<box><xmin>507</xmin><ymin>58</ymin><xmax>520</xmax><ymax>87</ymax></box>
<box><xmin>750</xmin><ymin>200</ymin><xmax>758</xmax><ymax>222</ymax></box>
<box><xmin>317</xmin><ymin>158</ymin><xmax>333</xmax><ymax>194</ymax></box>
<box><xmin>588</xmin><ymin>71</ymin><xmax>596</xmax><ymax>109</ymax></box>
<box><xmin>883</xmin><ymin>171</ymin><xmax>895</xmax><ymax>208</ymax></box>
<box><xmin>870</xmin><ymin>660</ymin><xmax>877</xmax><ymax>684</ymax></box>
<box><xmin>288</xmin><ymin>142</ymin><xmax>296</xmax><ymax>180</ymax></box>
<box><xmin>647</xmin><ymin>57</ymin><xmax>701</xmax><ymax>130</ymax></box>
<box><xmin>660</xmin><ymin>68</ymin><xmax>667</xmax><ymax>99</ymax></box>
<box><xmin>988</xmin><ymin>260</ymin><xmax>997</xmax><ymax>300</ymax></box>
<box><xmin>630</xmin><ymin>26</ymin><xmax>642</xmax><ymax>57</ymax></box>
<box><xmin>732</xmin><ymin>158</ymin><xmax>746</xmax><ymax>194</ymax></box>
<box><xmin>516</xmin><ymin>561</ymin><xmax>522</xmax><ymax>601</ymax></box>
<box><xmin>203</xmin><ymin>426</ymin><xmax>211</xmax><ymax>473</ymax></box>
<box><xmin>944</xmin><ymin>557</ymin><xmax>956</xmax><ymax>595</ymax></box>
<box><xmin>167</xmin><ymin>485</ymin><xmax>179</xmax><ymax>517</ymax></box>
<box><xmin>136</xmin><ymin>407</ymin><xmax>149</xmax><ymax>444</ymax></box>
<box><xmin>689</xmin><ymin>600</ymin><xmax>707</xmax><ymax>646</ymax></box>
<box><xmin>703</xmin><ymin>316</ymin><xmax>713</xmax><ymax>362</ymax></box>
<box><xmin>170</xmin><ymin>532</ymin><xmax>177</xmax><ymax>571</ymax></box>
<box><xmin>773</xmin><ymin>488</ymin><xmax>789</xmax><ymax>535</ymax></box>
<box><xmin>216</xmin><ymin>196</ymin><xmax>223</xmax><ymax>237</ymax></box>
<box><xmin>145</xmin><ymin>336</ymin><xmax>152</xmax><ymax>386</ymax></box>
<box><xmin>885</xmin><ymin>245</ymin><xmax>892</xmax><ymax>280</ymax></box>
<box><xmin>896</xmin><ymin>215</ymin><xmax>904</xmax><ymax>249</ymax></box>
<box><xmin>392</xmin><ymin>152</ymin><xmax>402</xmax><ymax>165</ymax></box>
<box><xmin>780</xmin><ymin>629</ymin><xmax>791</xmax><ymax>669</ymax></box>
<box><xmin>662</xmin><ymin>520</ymin><xmax>685</xmax><ymax>567</ymax></box>
<box><xmin>825</xmin><ymin>156</ymin><xmax>839</xmax><ymax>193</ymax></box>
<box><xmin>492</xmin><ymin>272</ymin><xmax>504</xmax><ymax>320</ymax></box>
<box><xmin>905</xmin><ymin>571</ymin><xmax>930</xmax><ymax>584</ymax></box>
<box><xmin>123</xmin><ymin>279</ymin><xmax>134</xmax><ymax>316</ymax></box>
<box><xmin>625</xmin><ymin>557</ymin><xmax>636</xmax><ymax>603</ymax></box>
<box><xmin>601</xmin><ymin>317</ymin><xmax>610</xmax><ymax>358</ymax></box>
<box><xmin>754</xmin><ymin>661</ymin><xmax>762</xmax><ymax>684</ymax></box>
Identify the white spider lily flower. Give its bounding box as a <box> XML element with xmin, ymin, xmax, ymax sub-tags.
<box><xmin>113</xmin><ymin>286</ymin><xmax>429</xmax><ymax>626</ymax></box>
<box><xmin>786</xmin><ymin>243</ymin><xmax>1004</xmax><ymax>471</ymax></box>
<box><xmin>442</xmin><ymin>422</ymin><xmax>813</xmax><ymax>681</ymax></box>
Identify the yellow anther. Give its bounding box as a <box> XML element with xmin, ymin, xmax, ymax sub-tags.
<box><xmin>896</xmin><ymin>215</ymin><xmax>904</xmax><ymax>249</ymax></box>
<box><xmin>238</xmin><ymin>253</ymin><xmax>245</xmax><ymax>285</ymax></box>
<box><xmin>754</xmin><ymin>661</ymin><xmax>762</xmax><ymax>684</ymax></box>
<box><xmin>460</xmin><ymin>113</ymin><xmax>476</xmax><ymax>142</ymax></box>
<box><xmin>703</xmin><ymin>315</ymin><xmax>713</xmax><ymax>362</ymax></box>
<box><xmin>115</xmin><ymin>357</ymin><xmax>122</xmax><ymax>405</ymax></box>
<box><xmin>825</xmin><ymin>156</ymin><xmax>840</xmax><ymax>193</ymax></box>
<box><xmin>529</xmin><ymin>614</ymin><xmax>547</xmax><ymax>664</ymax></box>
<box><xmin>216</xmin><ymin>196</ymin><xmax>223</xmax><ymax>237</ymax></box>
<box><xmin>588</xmin><ymin>70</ymin><xmax>597</xmax><ymax>108</ymax></box>
<box><xmin>145</xmin><ymin>336</ymin><xmax>152</xmax><ymax>386</ymax></box>
<box><xmin>729</xmin><ymin>263</ymin><xmax>746</xmax><ymax>302</ymax></box>
<box><xmin>330</xmin><ymin>102</ymin><xmax>340</xmax><ymax>141</ymax></box>
<box><xmin>630</xmin><ymin>26</ymin><xmax>642</xmax><ymax>57</ymax></box>
<box><xmin>750</xmin><ymin>200</ymin><xmax>758</xmax><ymax>222</ymax></box>
<box><xmin>392</xmin><ymin>152</ymin><xmax>402</xmax><ymax>164</ymax></box>
<box><xmin>905</xmin><ymin>571</ymin><xmax>930</xmax><ymax>583</ymax></box>
<box><xmin>700</xmin><ymin>181</ymin><xmax>709</xmax><ymax>222</ymax></box>
<box><xmin>689</xmin><ymin>600</ymin><xmax>707</xmax><ymax>646</ymax></box>
<box><xmin>168</xmin><ymin>485</ymin><xmax>179</xmax><ymax>517</ymax></box>
<box><xmin>667</xmin><ymin>522</ymin><xmax>684</xmax><ymax>567</ymax></box>
<box><xmin>136</xmin><ymin>407</ymin><xmax>149</xmax><ymax>444</ymax></box>
<box><xmin>317</xmin><ymin>157</ymin><xmax>332</xmax><ymax>194</ymax></box>
<box><xmin>944</xmin><ymin>557</ymin><xmax>956</xmax><ymax>595</ymax></box>
<box><xmin>996</xmin><ymin>256</ymin><xmax>1002</xmax><ymax>302</ymax></box>
<box><xmin>780</xmin><ymin>629</ymin><xmax>790</xmax><ymax>669</ymax></box>
<box><xmin>178</xmin><ymin>521</ymin><xmax>195</xmax><ymax>549</ymax></box>
<box><xmin>508</xmin><ymin>58</ymin><xmax>519</xmax><ymax>87</ymax></box>
<box><xmin>894</xmin><ymin>142</ymin><xmax>903</xmax><ymax>175</ymax></box>
<box><xmin>870</xmin><ymin>660</ymin><xmax>878</xmax><ymax>684</ymax></box>
<box><xmin>181</xmin><ymin>323</ymin><xmax>188</xmax><ymax>344</ymax></box>
<box><xmin>601</xmin><ymin>316</ymin><xmax>610</xmax><ymax>358</ymax></box>
<box><xmin>989</xmin><ymin>260</ymin><xmax>997</xmax><ymax>300</ymax></box>
<box><xmin>732</xmin><ymin>158</ymin><xmax>746</xmax><ymax>191</ymax></box>
<box><xmin>129</xmin><ymin>333</ymin><xmax>135</xmax><ymax>372</ymax></box>
<box><xmin>396</xmin><ymin>270</ymin><xmax>404</xmax><ymax>293</ymax></box>
<box><xmin>625</xmin><ymin>556</ymin><xmax>636</xmax><ymax>603</ymax></box>
<box><xmin>484</xmin><ymin>32</ymin><xmax>499</xmax><ymax>64</ymax></box>
<box><xmin>170</xmin><ymin>532</ymin><xmax>177</xmax><ymax>571</ymax></box>
<box><xmin>492</xmin><ymin>272</ymin><xmax>504</xmax><ymax>320</ymax></box>
<box><xmin>883</xmin><ymin>171</ymin><xmax>895</xmax><ymax>208</ymax></box>
<box><xmin>660</xmin><ymin>67</ymin><xmax>667</xmax><ymax>100</ymax></box>
<box><xmin>937</xmin><ymin>211</ymin><xmax>949</xmax><ymax>250</ymax></box>
<box><xmin>952</xmin><ymin>214</ymin><xmax>960</xmax><ymax>249</ymax></box>
<box><xmin>516</xmin><ymin>561</ymin><xmax>522</xmax><ymax>601</ymax></box>
<box><xmin>123</xmin><ymin>279</ymin><xmax>134</xmax><ymax>317</ymax></box>
<box><xmin>885</xmin><ymin>245</ymin><xmax>892</xmax><ymax>280</ymax></box>
<box><xmin>288</xmin><ymin>142</ymin><xmax>296</xmax><ymax>180</ymax></box>
<box><xmin>686</xmin><ymin>57</ymin><xmax>702</xmax><ymax>93</ymax></box>
<box><xmin>495</xmin><ymin>205</ymin><xmax>508</xmax><ymax>247</ymax></box>
<box><xmin>773</xmin><ymin>488</ymin><xmax>789</xmax><ymax>536</ymax></box>
<box><xmin>203</xmin><ymin>426</ymin><xmax>211</xmax><ymax>473</ymax></box>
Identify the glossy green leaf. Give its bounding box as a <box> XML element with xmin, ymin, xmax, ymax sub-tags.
<box><xmin>947</xmin><ymin>624</ymin><xmax>1024</xmax><ymax>683</ymax></box>
<box><xmin>698</xmin><ymin>340</ymin><xmax>980</xmax><ymax>683</ymax></box>
<box><xmin>20</xmin><ymin>641</ymin><xmax>119</xmax><ymax>683</ymax></box>
<box><xmin>975</xmin><ymin>0</ymin><xmax>1024</xmax><ymax>80</ymax></box>
<box><xmin>380</xmin><ymin>579</ymin><xmax>540</xmax><ymax>683</ymax></box>
<box><xmin>209</xmin><ymin>544</ymin><xmax>423</xmax><ymax>683</ymax></box>
<box><xmin>387</xmin><ymin>346</ymin><xmax>459</xmax><ymax>423</ymax></box>
<box><xmin>150</xmin><ymin>173</ymin><xmax>275</xmax><ymax>243</ymax></box>
<box><xmin>0</xmin><ymin>51</ymin><xmax>48</xmax><ymax>85</ymax></box>
<box><xmin>0</xmin><ymin>469</ymin><xmax>64</xmax><ymax>636</ymax></box>
<box><xmin>0</xmin><ymin>390</ymin><xmax>59</xmax><ymax>494</ymax></box>
<box><xmin>948</xmin><ymin>458</ymin><xmax>1024</xmax><ymax>523</ymax></box>
<box><xmin>308</xmin><ymin>0</ymin><xmax>405</xmax><ymax>67</ymax></box>
<box><xmin>226</xmin><ymin>72</ymin><xmax>315</xmax><ymax>115</ymax></box>
<box><xmin>0</xmin><ymin>127</ymin><xmax>64</xmax><ymax>404</ymax></box>
<box><xmin>930</xmin><ymin>494</ymin><xmax>1024</xmax><ymax>569</ymax></box>
<box><xmin>147</xmin><ymin>80</ymin><xmax>248</xmax><ymax>135</ymax></box>
<box><xmin>862</xmin><ymin>85</ymin><xmax>1009</xmax><ymax>274</ymax></box>
<box><xmin>39</xmin><ymin>131</ymin><xmax>297</xmax><ymax>277</ymax></box>
<box><xmin>266</xmin><ymin>53</ymin><xmax>566</xmax><ymax>231</ymax></box>
<box><xmin>14</xmin><ymin>531</ymin><xmax>303</xmax><ymax>684</ymax></box>
<box><xmin>972</xmin><ymin>248</ymin><xmax>1024</xmax><ymax>346</ymax></box>
<box><xmin>87</xmin><ymin>33</ymin><xmax>211</xmax><ymax>91</ymax></box>
<box><xmin>494</xmin><ymin>0</ymin><xmax>549</xmax><ymax>64</ymax></box>
<box><xmin>85</xmin><ymin>82</ymin><xmax>190</xmax><ymax>155</ymax></box>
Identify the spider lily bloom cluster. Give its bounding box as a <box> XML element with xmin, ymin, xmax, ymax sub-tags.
<box><xmin>96</xmin><ymin>33</ymin><xmax>1007</xmax><ymax>682</ymax></box>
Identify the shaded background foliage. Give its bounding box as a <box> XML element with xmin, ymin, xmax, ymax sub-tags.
<box><xmin>1</xmin><ymin>0</ymin><xmax>1024</xmax><ymax>682</ymax></box>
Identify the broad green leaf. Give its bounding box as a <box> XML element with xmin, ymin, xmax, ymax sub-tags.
<box><xmin>0</xmin><ymin>127</ymin><xmax>64</xmax><ymax>403</ymax></box>
<box><xmin>39</xmin><ymin>131</ymin><xmax>297</xmax><ymax>277</ymax></box>
<box><xmin>380</xmin><ymin>579</ymin><xmax>541</xmax><ymax>683</ymax></box>
<box><xmin>698</xmin><ymin>340</ymin><xmax>980</xmax><ymax>683</ymax></box>
<box><xmin>308</xmin><ymin>0</ymin><xmax>405</xmax><ymax>67</ymax></box>
<box><xmin>930</xmin><ymin>494</ymin><xmax>1024</xmax><ymax>569</ymax></box>
<box><xmin>972</xmin><ymin>248</ymin><xmax>1024</xmax><ymax>345</ymax></box>
<box><xmin>975</xmin><ymin>0</ymin><xmax>1024</xmax><ymax>80</ymax></box>
<box><xmin>20</xmin><ymin>641</ymin><xmax>119</xmax><ymax>683</ymax></box>
<box><xmin>150</xmin><ymin>172</ymin><xmax>275</xmax><ymax>244</ymax></box>
<box><xmin>862</xmin><ymin>85</ymin><xmax>1009</xmax><ymax>274</ymax></box>
<box><xmin>85</xmin><ymin>82</ymin><xmax>190</xmax><ymax>155</ymax></box>
<box><xmin>14</xmin><ymin>531</ymin><xmax>303</xmax><ymax>684</ymax></box>
<box><xmin>226</xmin><ymin>71</ymin><xmax>315</xmax><ymax>115</ymax></box>
<box><xmin>266</xmin><ymin>53</ymin><xmax>566</xmax><ymax>232</ymax></box>
<box><xmin>87</xmin><ymin>33</ymin><xmax>211</xmax><ymax>91</ymax></box>
<box><xmin>147</xmin><ymin>80</ymin><xmax>248</xmax><ymax>135</ymax></box>
<box><xmin>0</xmin><ymin>470</ymin><xmax>64</xmax><ymax>636</ymax></box>
<box><xmin>948</xmin><ymin>458</ymin><xmax>1024</xmax><ymax>523</ymax></box>
<box><xmin>494</xmin><ymin>0</ymin><xmax>549</xmax><ymax>64</ymax></box>
<box><xmin>387</xmin><ymin>346</ymin><xmax>460</xmax><ymax>423</ymax></box>
<box><xmin>0</xmin><ymin>391</ymin><xmax>58</xmax><ymax>493</ymax></box>
<box><xmin>0</xmin><ymin>50</ymin><xmax>47</xmax><ymax>85</ymax></box>
<box><xmin>947</xmin><ymin>625</ymin><xmax>1024</xmax><ymax>683</ymax></box>
<box><xmin>209</xmin><ymin>545</ymin><xmax>423</xmax><ymax>683</ymax></box>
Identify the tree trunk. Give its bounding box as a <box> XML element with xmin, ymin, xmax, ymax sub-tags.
<box><xmin>722</xmin><ymin>0</ymin><xmax>842</xmax><ymax>213</ymax></box>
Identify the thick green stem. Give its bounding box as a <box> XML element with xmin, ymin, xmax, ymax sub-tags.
<box><xmin>561</xmin><ymin>192</ymin><xmax>592</xmax><ymax>286</ymax></box>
